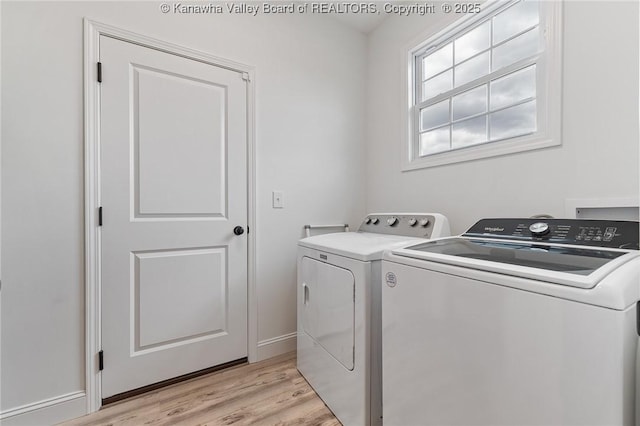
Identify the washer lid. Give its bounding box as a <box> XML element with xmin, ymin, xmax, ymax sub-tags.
<box><xmin>298</xmin><ymin>232</ymin><xmax>426</xmax><ymax>262</ymax></box>
<box><xmin>393</xmin><ymin>237</ymin><xmax>639</xmax><ymax>289</ymax></box>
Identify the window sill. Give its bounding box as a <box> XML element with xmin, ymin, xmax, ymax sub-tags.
<box><xmin>402</xmin><ymin>134</ymin><xmax>561</xmax><ymax>171</ymax></box>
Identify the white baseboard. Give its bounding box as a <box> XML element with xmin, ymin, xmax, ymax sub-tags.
<box><xmin>256</xmin><ymin>332</ymin><xmax>297</xmax><ymax>361</ymax></box>
<box><xmin>0</xmin><ymin>391</ymin><xmax>86</xmax><ymax>426</ymax></box>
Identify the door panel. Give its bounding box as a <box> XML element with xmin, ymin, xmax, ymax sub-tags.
<box><xmin>134</xmin><ymin>65</ymin><xmax>227</xmax><ymax>217</ymax></box>
<box><xmin>100</xmin><ymin>35</ymin><xmax>247</xmax><ymax>398</ymax></box>
<box><xmin>134</xmin><ymin>248</ymin><xmax>227</xmax><ymax>350</ymax></box>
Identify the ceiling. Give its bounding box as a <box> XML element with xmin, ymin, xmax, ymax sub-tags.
<box><xmin>333</xmin><ymin>13</ymin><xmax>387</xmax><ymax>34</ymax></box>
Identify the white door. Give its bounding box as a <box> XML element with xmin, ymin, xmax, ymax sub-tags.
<box><xmin>100</xmin><ymin>35</ymin><xmax>248</xmax><ymax>398</ymax></box>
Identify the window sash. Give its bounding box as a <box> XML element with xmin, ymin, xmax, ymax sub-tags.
<box><xmin>413</xmin><ymin>58</ymin><xmax>539</xmax><ymax>158</ymax></box>
<box><xmin>412</xmin><ymin>0</ymin><xmax>543</xmax><ymax>159</ymax></box>
<box><xmin>403</xmin><ymin>0</ymin><xmax>562</xmax><ymax>171</ymax></box>
<box><xmin>417</xmin><ymin>21</ymin><xmax>539</xmax><ymax>98</ymax></box>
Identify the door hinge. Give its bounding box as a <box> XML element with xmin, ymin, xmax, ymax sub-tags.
<box><xmin>98</xmin><ymin>350</ymin><xmax>104</xmax><ymax>371</ymax></box>
<box><xmin>247</xmin><ymin>226</ymin><xmax>250</xmax><ymax>234</ymax></box>
<box><xmin>636</xmin><ymin>302</ymin><xmax>639</xmax><ymax>336</ymax></box>
<box><xmin>97</xmin><ymin>62</ymin><xmax>102</xmax><ymax>83</ymax></box>
<box><xmin>98</xmin><ymin>206</ymin><xmax>103</xmax><ymax>227</ymax></box>
<box><xmin>241</xmin><ymin>72</ymin><xmax>250</xmax><ymax>82</ymax></box>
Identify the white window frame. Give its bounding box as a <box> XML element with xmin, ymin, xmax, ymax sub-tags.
<box><xmin>402</xmin><ymin>0</ymin><xmax>563</xmax><ymax>171</ymax></box>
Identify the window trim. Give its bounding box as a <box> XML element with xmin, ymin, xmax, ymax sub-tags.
<box><xmin>402</xmin><ymin>0</ymin><xmax>563</xmax><ymax>171</ymax></box>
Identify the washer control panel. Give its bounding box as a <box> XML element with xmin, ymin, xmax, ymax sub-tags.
<box><xmin>464</xmin><ymin>218</ymin><xmax>639</xmax><ymax>250</ymax></box>
<box><xmin>358</xmin><ymin>214</ymin><xmax>438</xmax><ymax>238</ymax></box>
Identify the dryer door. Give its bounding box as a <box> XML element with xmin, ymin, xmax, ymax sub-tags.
<box><xmin>300</xmin><ymin>256</ymin><xmax>355</xmax><ymax>370</ymax></box>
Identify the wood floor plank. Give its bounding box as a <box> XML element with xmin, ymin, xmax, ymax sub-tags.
<box><xmin>60</xmin><ymin>352</ymin><xmax>341</xmax><ymax>426</ymax></box>
<box><xmin>66</xmin><ymin>354</ymin><xmax>296</xmax><ymax>426</ymax></box>
<box><xmin>158</xmin><ymin>364</ymin><xmax>309</xmax><ymax>425</ymax></box>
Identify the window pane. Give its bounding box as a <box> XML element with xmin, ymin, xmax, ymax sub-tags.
<box><xmin>423</xmin><ymin>43</ymin><xmax>453</xmax><ymax>80</ymax></box>
<box><xmin>453</xmin><ymin>85</ymin><xmax>487</xmax><ymax>121</ymax></box>
<box><xmin>420</xmin><ymin>99</ymin><xmax>450</xmax><ymax>131</ymax></box>
<box><xmin>422</xmin><ymin>69</ymin><xmax>453</xmax><ymax>100</ymax></box>
<box><xmin>492</xmin><ymin>27</ymin><xmax>539</xmax><ymax>70</ymax></box>
<box><xmin>455</xmin><ymin>21</ymin><xmax>491</xmax><ymax>64</ymax></box>
<box><xmin>490</xmin><ymin>100</ymin><xmax>536</xmax><ymax>140</ymax></box>
<box><xmin>452</xmin><ymin>115</ymin><xmax>487</xmax><ymax>149</ymax></box>
<box><xmin>493</xmin><ymin>0</ymin><xmax>539</xmax><ymax>45</ymax></box>
<box><xmin>420</xmin><ymin>126</ymin><xmax>450</xmax><ymax>156</ymax></box>
<box><xmin>455</xmin><ymin>51</ymin><xmax>490</xmax><ymax>87</ymax></box>
<box><xmin>490</xmin><ymin>65</ymin><xmax>536</xmax><ymax>110</ymax></box>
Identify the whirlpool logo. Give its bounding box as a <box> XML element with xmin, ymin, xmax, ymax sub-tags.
<box><xmin>485</xmin><ymin>227</ymin><xmax>504</xmax><ymax>232</ymax></box>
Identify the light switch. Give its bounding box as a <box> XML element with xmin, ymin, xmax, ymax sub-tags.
<box><xmin>272</xmin><ymin>191</ymin><xmax>284</xmax><ymax>208</ymax></box>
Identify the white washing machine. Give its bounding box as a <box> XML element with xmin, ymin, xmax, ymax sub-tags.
<box><xmin>382</xmin><ymin>218</ymin><xmax>640</xmax><ymax>425</ymax></box>
<box><xmin>297</xmin><ymin>213</ymin><xmax>450</xmax><ymax>426</ymax></box>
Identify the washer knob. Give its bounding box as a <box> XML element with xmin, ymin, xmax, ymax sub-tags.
<box><xmin>419</xmin><ymin>218</ymin><xmax>430</xmax><ymax>227</ymax></box>
<box><xmin>371</xmin><ymin>217</ymin><xmax>379</xmax><ymax>225</ymax></box>
<box><xmin>529</xmin><ymin>222</ymin><xmax>550</xmax><ymax>236</ymax></box>
<box><xmin>364</xmin><ymin>217</ymin><xmax>371</xmax><ymax>224</ymax></box>
<box><xmin>387</xmin><ymin>217</ymin><xmax>399</xmax><ymax>226</ymax></box>
<box><xmin>408</xmin><ymin>218</ymin><xmax>418</xmax><ymax>227</ymax></box>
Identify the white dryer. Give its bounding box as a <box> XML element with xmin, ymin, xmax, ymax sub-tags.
<box><xmin>297</xmin><ymin>213</ymin><xmax>450</xmax><ymax>426</ymax></box>
<box><xmin>382</xmin><ymin>218</ymin><xmax>640</xmax><ymax>425</ymax></box>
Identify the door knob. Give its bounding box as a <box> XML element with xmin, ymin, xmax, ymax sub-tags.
<box><xmin>233</xmin><ymin>226</ymin><xmax>245</xmax><ymax>236</ymax></box>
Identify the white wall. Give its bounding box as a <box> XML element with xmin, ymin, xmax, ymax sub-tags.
<box><xmin>1</xmin><ymin>1</ymin><xmax>366</xmax><ymax>421</ymax></box>
<box><xmin>366</xmin><ymin>1</ymin><xmax>639</xmax><ymax>234</ymax></box>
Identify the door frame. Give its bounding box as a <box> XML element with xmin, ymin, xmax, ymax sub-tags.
<box><xmin>83</xmin><ymin>19</ymin><xmax>257</xmax><ymax>414</ymax></box>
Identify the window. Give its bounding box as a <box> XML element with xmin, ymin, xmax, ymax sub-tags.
<box><xmin>404</xmin><ymin>0</ymin><xmax>562</xmax><ymax>170</ymax></box>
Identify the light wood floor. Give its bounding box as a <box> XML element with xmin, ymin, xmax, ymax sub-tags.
<box><xmin>61</xmin><ymin>352</ymin><xmax>340</xmax><ymax>426</ymax></box>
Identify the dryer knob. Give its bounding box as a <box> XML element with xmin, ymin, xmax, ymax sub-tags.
<box><xmin>387</xmin><ymin>217</ymin><xmax>399</xmax><ymax>226</ymax></box>
<box><xmin>371</xmin><ymin>217</ymin><xmax>379</xmax><ymax>224</ymax></box>
<box><xmin>364</xmin><ymin>217</ymin><xmax>372</xmax><ymax>224</ymax></box>
<box><xmin>419</xmin><ymin>218</ymin><xmax>430</xmax><ymax>227</ymax></box>
<box><xmin>408</xmin><ymin>218</ymin><xmax>418</xmax><ymax>227</ymax></box>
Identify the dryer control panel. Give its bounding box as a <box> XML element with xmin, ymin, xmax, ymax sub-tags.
<box><xmin>358</xmin><ymin>213</ymin><xmax>445</xmax><ymax>239</ymax></box>
<box><xmin>464</xmin><ymin>218</ymin><xmax>639</xmax><ymax>250</ymax></box>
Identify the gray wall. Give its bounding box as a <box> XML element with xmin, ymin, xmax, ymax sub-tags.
<box><xmin>1</xmin><ymin>1</ymin><xmax>366</xmax><ymax>414</ymax></box>
<box><xmin>366</xmin><ymin>1</ymin><xmax>639</xmax><ymax>234</ymax></box>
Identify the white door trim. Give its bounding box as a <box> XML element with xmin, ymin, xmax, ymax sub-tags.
<box><xmin>83</xmin><ymin>19</ymin><xmax>257</xmax><ymax>414</ymax></box>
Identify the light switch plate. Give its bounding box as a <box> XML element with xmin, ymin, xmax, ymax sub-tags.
<box><xmin>272</xmin><ymin>191</ymin><xmax>284</xmax><ymax>208</ymax></box>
